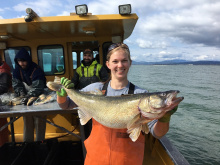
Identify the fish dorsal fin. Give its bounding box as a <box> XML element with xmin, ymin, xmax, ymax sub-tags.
<box><xmin>54</xmin><ymin>76</ymin><xmax>61</xmax><ymax>84</ymax></box>
<box><xmin>121</xmin><ymin>94</ymin><xmax>133</xmax><ymax>97</ymax></box>
<box><xmin>127</xmin><ymin>114</ymin><xmax>150</xmax><ymax>142</ymax></box>
<box><xmin>79</xmin><ymin>91</ymin><xmax>92</xmax><ymax>95</ymax></box>
<box><xmin>92</xmin><ymin>89</ymin><xmax>104</xmax><ymax>95</ymax></box>
<box><xmin>80</xmin><ymin>89</ymin><xmax>104</xmax><ymax>95</ymax></box>
<box><xmin>78</xmin><ymin>108</ymin><xmax>92</xmax><ymax>125</ymax></box>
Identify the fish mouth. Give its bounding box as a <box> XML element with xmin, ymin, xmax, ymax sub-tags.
<box><xmin>166</xmin><ymin>90</ymin><xmax>184</xmax><ymax>107</ymax></box>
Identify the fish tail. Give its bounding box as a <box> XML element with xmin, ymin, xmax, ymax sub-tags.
<box><xmin>46</xmin><ymin>81</ymin><xmax>62</xmax><ymax>92</ymax></box>
<box><xmin>27</xmin><ymin>97</ymin><xmax>37</xmax><ymax>106</ymax></box>
<box><xmin>54</xmin><ymin>76</ymin><xmax>61</xmax><ymax>84</ymax></box>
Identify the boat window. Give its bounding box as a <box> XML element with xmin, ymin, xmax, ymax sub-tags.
<box><xmin>93</xmin><ymin>51</ymin><xmax>99</xmax><ymax>63</ymax></box>
<box><xmin>102</xmin><ymin>42</ymin><xmax>113</xmax><ymax>73</ymax></box>
<box><xmin>38</xmin><ymin>45</ymin><xmax>64</xmax><ymax>76</ymax></box>
<box><xmin>79</xmin><ymin>51</ymin><xmax>98</xmax><ymax>61</ymax></box>
<box><xmin>80</xmin><ymin>52</ymin><xmax>83</xmax><ymax>61</ymax></box>
<box><xmin>4</xmin><ymin>47</ymin><xmax>31</xmax><ymax>72</ymax></box>
<box><xmin>72</xmin><ymin>52</ymin><xmax>77</xmax><ymax>69</ymax></box>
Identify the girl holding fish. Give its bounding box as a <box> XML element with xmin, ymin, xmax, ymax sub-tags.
<box><xmin>56</xmin><ymin>43</ymin><xmax>178</xmax><ymax>165</ymax></box>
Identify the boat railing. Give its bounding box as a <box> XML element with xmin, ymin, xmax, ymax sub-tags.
<box><xmin>159</xmin><ymin>136</ymin><xmax>190</xmax><ymax>165</ymax></box>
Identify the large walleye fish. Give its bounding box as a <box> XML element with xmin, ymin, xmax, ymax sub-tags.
<box><xmin>47</xmin><ymin>77</ymin><xmax>184</xmax><ymax>142</ymax></box>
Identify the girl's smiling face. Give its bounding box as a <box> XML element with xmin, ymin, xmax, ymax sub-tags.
<box><xmin>106</xmin><ymin>49</ymin><xmax>131</xmax><ymax>80</ymax></box>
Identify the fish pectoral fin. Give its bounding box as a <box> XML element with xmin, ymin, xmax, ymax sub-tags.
<box><xmin>142</xmin><ymin>124</ymin><xmax>149</xmax><ymax>134</ymax></box>
<box><xmin>78</xmin><ymin>109</ymin><xmax>92</xmax><ymax>125</ymax></box>
<box><xmin>128</xmin><ymin>126</ymin><xmax>142</xmax><ymax>142</ymax></box>
<box><xmin>127</xmin><ymin>114</ymin><xmax>142</xmax><ymax>142</ymax></box>
<box><xmin>127</xmin><ymin>115</ymin><xmax>150</xmax><ymax>142</ymax></box>
<box><xmin>127</xmin><ymin>114</ymin><xmax>140</xmax><ymax>129</ymax></box>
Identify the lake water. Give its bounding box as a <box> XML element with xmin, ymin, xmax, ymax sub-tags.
<box><xmin>128</xmin><ymin>65</ymin><xmax>220</xmax><ymax>165</ymax></box>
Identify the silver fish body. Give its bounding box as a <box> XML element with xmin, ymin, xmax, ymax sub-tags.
<box><xmin>47</xmin><ymin>77</ymin><xmax>184</xmax><ymax>141</ymax></box>
<box><xmin>10</xmin><ymin>95</ymin><xmax>25</xmax><ymax>105</ymax></box>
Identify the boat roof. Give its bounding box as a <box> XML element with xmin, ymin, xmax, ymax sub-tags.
<box><xmin>0</xmin><ymin>14</ymin><xmax>138</xmax><ymax>42</ymax></box>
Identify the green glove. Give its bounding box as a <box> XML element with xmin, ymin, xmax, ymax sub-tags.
<box><xmin>158</xmin><ymin>106</ymin><xmax>178</xmax><ymax>123</ymax></box>
<box><xmin>56</xmin><ymin>77</ymin><xmax>74</xmax><ymax>97</ymax></box>
<box><xmin>57</xmin><ymin>88</ymin><xmax>67</xmax><ymax>97</ymax></box>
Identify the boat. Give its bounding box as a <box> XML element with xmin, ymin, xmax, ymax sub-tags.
<box><xmin>0</xmin><ymin>4</ymin><xmax>189</xmax><ymax>165</ymax></box>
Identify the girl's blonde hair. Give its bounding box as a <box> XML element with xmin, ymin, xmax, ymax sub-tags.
<box><xmin>106</xmin><ymin>43</ymin><xmax>132</xmax><ymax>63</ymax></box>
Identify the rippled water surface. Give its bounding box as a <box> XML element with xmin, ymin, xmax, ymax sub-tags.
<box><xmin>128</xmin><ymin>65</ymin><xmax>220</xmax><ymax>165</ymax></box>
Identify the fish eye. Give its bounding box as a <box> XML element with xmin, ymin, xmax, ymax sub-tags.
<box><xmin>160</xmin><ymin>93</ymin><xmax>166</xmax><ymax>97</ymax></box>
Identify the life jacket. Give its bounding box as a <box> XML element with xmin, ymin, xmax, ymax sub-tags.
<box><xmin>79</xmin><ymin>63</ymin><xmax>100</xmax><ymax>89</ymax></box>
<box><xmin>84</xmin><ymin>81</ymin><xmax>145</xmax><ymax>165</ymax></box>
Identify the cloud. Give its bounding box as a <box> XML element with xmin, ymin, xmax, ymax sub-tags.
<box><xmin>136</xmin><ymin>1</ymin><xmax>220</xmax><ymax>48</ymax></box>
<box><xmin>57</xmin><ymin>11</ymin><xmax>70</xmax><ymax>16</ymax></box>
<box><xmin>194</xmin><ymin>55</ymin><xmax>209</xmax><ymax>61</ymax></box>
<box><xmin>87</xmin><ymin>0</ymin><xmax>122</xmax><ymax>14</ymax></box>
<box><xmin>136</xmin><ymin>39</ymin><xmax>153</xmax><ymax>48</ymax></box>
<box><xmin>1</xmin><ymin>0</ymin><xmax>220</xmax><ymax>62</ymax></box>
<box><xmin>158</xmin><ymin>51</ymin><xmax>183</xmax><ymax>59</ymax></box>
<box><xmin>12</xmin><ymin>0</ymin><xmax>63</xmax><ymax>16</ymax></box>
<box><xmin>136</xmin><ymin>38</ymin><xmax>167</xmax><ymax>49</ymax></box>
<box><xmin>0</xmin><ymin>7</ymin><xmax>11</xmax><ymax>18</ymax></box>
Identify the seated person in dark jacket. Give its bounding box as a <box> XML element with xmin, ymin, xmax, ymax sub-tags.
<box><xmin>0</xmin><ymin>56</ymin><xmax>11</xmax><ymax>146</ymax></box>
<box><xmin>12</xmin><ymin>47</ymin><xmax>47</xmax><ymax>142</ymax></box>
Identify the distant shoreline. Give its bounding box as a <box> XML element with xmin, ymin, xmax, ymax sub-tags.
<box><xmin>132</xmin><ymin>60</ymin><xmax>220</xmax><ymax>65</ymax></box>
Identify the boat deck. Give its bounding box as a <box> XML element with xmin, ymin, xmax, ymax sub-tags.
<box><xmin>0</xmin><ymin>140</ymin><xmax>84</xmax><ymax>165</ymax></box>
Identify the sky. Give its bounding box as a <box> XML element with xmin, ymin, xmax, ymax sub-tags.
<box><xmin>1</xmin><ymin>0</ymin><xmax>220</xmax><ymax>62</ymax></box>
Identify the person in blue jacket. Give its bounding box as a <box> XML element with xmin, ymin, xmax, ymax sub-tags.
<box><xmin>12</xmin><ymin>47</ymin><xmax>47</xmax><ymax>142</ymax></box>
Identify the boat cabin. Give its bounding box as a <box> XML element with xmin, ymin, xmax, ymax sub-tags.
<box><xmin>0</xmin><ymin>4</ymin><xmax>189</xmax><ymax>165</ymax></box>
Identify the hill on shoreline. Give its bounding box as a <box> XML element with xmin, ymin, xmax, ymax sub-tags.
<box><xmin>132</xmin><ymin>60</ymin><xmax>220</xmax><ymax>65</ymax></box>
